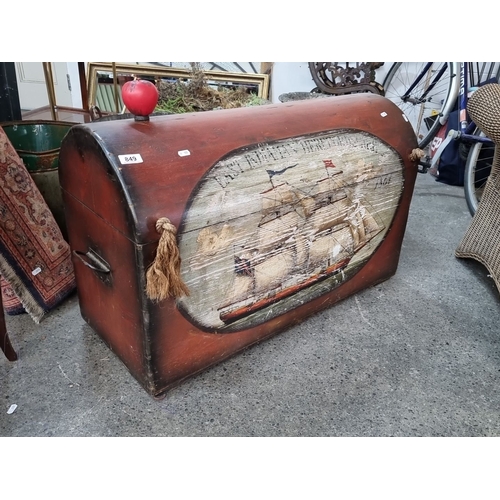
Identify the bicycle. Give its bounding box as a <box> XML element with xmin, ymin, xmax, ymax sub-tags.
<box><xmin>382</xmin><ymin>62</ymin><xmax>500</xmax><ymax>215</ymax></box>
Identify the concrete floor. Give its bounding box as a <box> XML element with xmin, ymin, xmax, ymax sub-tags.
<box><xmin>1</xmin><ymin>172</ymin><xmax>499</xmax><ymax>437</ymax></box>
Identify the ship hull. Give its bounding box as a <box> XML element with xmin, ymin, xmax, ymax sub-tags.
<box><xmin>219</xmin><ymin>257</ymin><xmax>351</xmax><ymax>323</ymax></box>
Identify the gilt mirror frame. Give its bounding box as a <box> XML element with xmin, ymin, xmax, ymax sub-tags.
<box><xmin>87</xmin><ymin>62</ymin><xmax>270</xmax><ymax>112</ymax></box>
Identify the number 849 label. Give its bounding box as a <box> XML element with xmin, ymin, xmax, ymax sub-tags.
<box><xmin>118</xmin><ymin>154</ymin><xmax>143</xmax><ymax>165</ymax></box>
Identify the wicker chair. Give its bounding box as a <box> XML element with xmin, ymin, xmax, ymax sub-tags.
<box><xmin>455</xmin><ymin>83</ymin><xmax>500</xmax><ymax>293</ymax></box>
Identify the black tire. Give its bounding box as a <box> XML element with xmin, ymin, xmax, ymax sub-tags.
<box><xmin>382</xmin><ymin>62</ymin><xmax>456</xmax><ymax>149</ymax></box>
<box><xmin>464</xmin><ymin>134</ymin><xmax>494</xmax><ymax>216</ymax></box>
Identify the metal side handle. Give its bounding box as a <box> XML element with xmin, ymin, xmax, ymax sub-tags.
<box><xmin>73</xmin><ymin>249</ymin><xmax>111</xmax><ymax>274</ymax></box>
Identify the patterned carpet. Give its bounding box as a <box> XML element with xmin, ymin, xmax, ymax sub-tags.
<box><xmin>0</xmin><ymin>127</ymin><xmax>75</xmax><ymax>323</ymax></box>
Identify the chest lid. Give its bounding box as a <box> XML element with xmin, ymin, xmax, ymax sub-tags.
<box><xmin>58</xmin><ymin>93</ymin><xmax>417</xmax><ymax>246</ymax></box>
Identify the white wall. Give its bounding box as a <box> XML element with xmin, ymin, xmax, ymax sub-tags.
<box><xmin>268</xmin><ymin>62</ymin><xmax>316</xmax><ymax>102</ymax></box>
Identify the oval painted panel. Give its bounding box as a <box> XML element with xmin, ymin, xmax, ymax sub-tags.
<box><xmin>177</xmin><ymin>129</ymin><xmax>404</xmax><ymax>332</ymax></box>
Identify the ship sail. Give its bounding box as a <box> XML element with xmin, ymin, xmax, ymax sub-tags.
<box><xmin>217</xmin><ymin>166</ymin><xmax>384</xmax><ymax>323</ymax></box>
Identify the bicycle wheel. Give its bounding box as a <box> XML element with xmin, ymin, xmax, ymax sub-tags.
<box><xmin>464</xmin><ymin>132</ymin><xmax>495</xmax><ymax>216</ymax></box>
<box><xmin>382</xmin><ymin>62</ymin><xmax>457</xmax><ymax>149</ymax></box>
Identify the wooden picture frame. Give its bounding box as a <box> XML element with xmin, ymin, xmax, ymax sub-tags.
<box><xmin>86</xmin><ymin>62</ymin><xmax>270</xmax><ymax>112</ymax></box>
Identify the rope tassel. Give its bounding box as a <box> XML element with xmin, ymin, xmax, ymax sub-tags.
<box><xmin>146</xmin><ymin>217</ymin><xmax>190</xmax><ymax>301</ymax></box>
<box><xmin>409</xmin><ymin>148</ymin><xmax>425</xmax><ymax>162</ymax></box>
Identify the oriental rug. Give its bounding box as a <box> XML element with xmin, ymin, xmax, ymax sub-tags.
<box><xmin>0</xmin><ymin>127</ymin><xmax>75</xmax><ymax>323</ymax></box>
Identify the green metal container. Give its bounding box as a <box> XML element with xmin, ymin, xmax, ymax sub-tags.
<box><xmin>0</xmin><ymin>120</ymin><xmax>74</xmax><ymax>239</ymax></box>
<box><xmin>1</xmin><ymin>120</ymin><xmax>73</xmax><ymax>172</ymax></box>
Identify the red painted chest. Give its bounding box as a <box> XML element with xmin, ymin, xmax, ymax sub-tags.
<box><xmin>59</xmin><ymin>94</ymin><xmax>418</xmax><ymax>397</ymax></box>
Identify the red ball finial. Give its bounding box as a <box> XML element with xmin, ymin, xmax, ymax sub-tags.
<box><xmin>121</xmin><ymin>79</ymin><xmax>159</xmax><ymax>121</ymax></box>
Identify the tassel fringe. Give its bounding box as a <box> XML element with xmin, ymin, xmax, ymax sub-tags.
<box><xmin>146</xmin><ymin>217</ymin><xmax>190</xmax><ymax>302</ymax></box>
<box><xmin>409</xmin><ymin>148</ymin><xmax>425</xmax><ymax>162</ymax></box>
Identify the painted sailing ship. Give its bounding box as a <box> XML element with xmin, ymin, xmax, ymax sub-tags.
<box><xmin>216</xmin><ymin>163</ymin><xmax>384</xmax><ymax>324</ymax></box>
